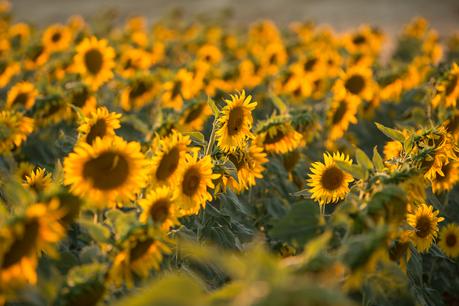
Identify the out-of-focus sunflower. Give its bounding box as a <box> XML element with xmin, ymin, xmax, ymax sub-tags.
<box><xmin>77</xmin><ymin>107</ymin><xmax>121</xmax><ymax>145</ymax></box>
<box><xmin>8</xmin><ymin>23</ymin><xmax>31</xmax><ymax>49</ymax></box>
<box><xmin>41</xmin><ymin>23</ymin><xmax>72</xmax><ymax>53</ymax></box>
<box><xmin>215</xmin><ymin>91</ymin><xmax>257</xmax><ymax>153</ymax></box>
<box><xmin>0</xmin><ymin>110</ymin><xmax>34</xmax><ymax>153</ymax></box>
<box><xmin>161</xmin><ymin>68</ymin><xmax>195</xmax><ymax>111</ymax></box>
<box><xmin>421</xmin><ymin>151</ymin><xmax>448</xmax><ymax>181</ymax></box>
<box><xmin>333</xmin><ymin>65</ymin><xmax>376</xmax><ymax>101</ymax></box>
<box><xmin>307</xmin><ymin>152</ymin><xmax>354</xmax><ymax>206</ymax></box>
<box><xmin>120</xmin><ymin>76</ymin><xmax>157</xmax><ymax>111</ymax></box>
<box><xmin>139</xmin><ymin>186</ymin><xmax>179</xmax><ymax>231</ymax></box>
<box><xmin>407</xmin><ymin>203</ymin><xmax>444</xmax><ymax>253</ymax></box>
<box><xmin>0</xmin><ymin>203</ymin><xmax>64</xmax><ymax>286</ymax></box>
<box><xmin>327</xmin><ymin>93</ymin><xmax>360</xmax><ymax>142</ymax></box>
<box><xmin>431</xmin><ymin>161</ymin><xmax>459</xmax><ymax>194</ymax></box>
<box><xmin>14</xmin><ymin>162</ymin><xmax>35</xmax><ymax>181</ymax></box>
<box><xmin>383</xmin><ymin>140</ymin><xmax>403</xmax><ymax>161</ymax></box>
<box><xmin>73</xmin><ymin>36</ymin><xmax>115</xmax><ymax>90</ymax></box>
<box><xmin>23</xmin><ymin>168</ymin><xmax>53</xmax><ymax>194</ymax></box>
<box><xmin>432</xmin><ymin>63</ymin><xmax>459</xmax><ymax>108</ymax></box>
<box><xmin>438</xmin><ymin>223</ymin><xmax>459</xmax><ymax>258</ymax></box>
<box><xmin>118</xmin><ymin>47</ymin><xmax>151</xmax><ymax>78</ymax></box>
<box><xmin>224</xmin><ymin>143</ymin><xmax>268</xmax><ymax>193</ymax></box>
<box><xmin>259</xmin><ymin>42</ymin><xmax>287</xmax><ymax>76</ymax></box>
<box><xmin>110</xmin><ymin>232</ymin><xmax>171</xmax><ymax>287</ymax></box>
<box><xmin>197</xmin><ymin>44</ymin><xmax>222</xmax><ymax>65</ymax></box>
<box><xmin>150</xmin><ymin>130</ymin><xmax>193</xmax><ymax>187</ymax></box>
<box><xmin>0</xmin><ymin>60</ymin><xmax>20</xmax><ymax>89</ymax></box>
<box><xmin>256</xmin><ymin>122</ymin><xmax>303</xmax><ymax>154</ymax></box>
<box><xmin>23</xmin><ymin>44</ymin><xmax>49</xmax><ymax>70</ymax></box>
<box><xmin>63</xmin><ymin>136</ymin><xmax>149</xmax><ymax>206</ymax></box>
<box><xmin>175</xmin><ymin>154</ymin><xmax>219</xmax><ymax>216</ymax></box>
<box><xmin>6</xmin><ymin>81</ymin><xmax>38</xmax><ymax>110</ymax></box>
<box><xmin>67</xmin><ymin>85</ymin><xmax>97</xmax><ymax>116</ymax></box>
<box><xmin>178</xmin><ymin>101</ymin><xmax>212</xmax><ymax>132</ymax></box>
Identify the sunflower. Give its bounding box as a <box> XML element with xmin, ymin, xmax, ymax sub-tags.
<box><xmin>438</xmin><ymin>224</ymin><xmax>459</xmax><ymax>258</ymax></box>
<box><xmin>63</xmin><ymin>136</ymin><xmax>149</xmax><ymax>206</ymax></box>
<box><xmin>77</xmin><ymin>107</ymin><xmax>121</xmax><ymax>145</ymax></box>
<box><xmin>14</xmin><ymin>162</ymin><xmax>35</xmax><ymax>181</ymax></box>
<box><xmin>120</xmin><ymin>76</ymin><xmax>157</xmax><ymax>111</ymax></box>
<box><xmin>110</xmin><ymin>232</ymin><xmax>171</xmax><ymax>287</ymax></box>
<box><xmin>6</xmin><ymin>81</ymin><xmax>38</xmax><ymax>110</ymax></box>
<box><xmin>256</xmin><ymin>123</ymin><xmax>303</xmax><ymax>154</ymax></box>
<box><xmin>118</xmin><ymin>47</ymin><xmax>151</xmax><ymax>78</ymax></box>
<box><xmin>0</xmin><ymin>110</ymin><xmax>34</xmax><ymax>153</ymax></box>
<box><xmin>139</xmin><ymin>186</ymin><xmax>179</xmax><ymax>231</ymax></box>
<box><xmin>8</xmin><ymin>23</ymin><xmax>31</xmax><ymax>49</ymax></box>
<box><xmin>327</xmin><ymin>94</ymin><xmax>360</xmax><ymax>142</ymax></box>
<box><xmin>383</xmin><ymin>140</ymin><xmax>403</xmax><ymax>161</ymax></box>
<box><xmin>23</xmin><ymin>168</ymin><xmax>53</xmax><ymax>194</ymax></box>
<box><xmin>178</xmin><ymin>101</ymin><xmax>212</xmax><ymax>132</ymax></box>
<box><xmin>67</xmin><ymin>85</ymin><xmax>97</xmax><ymax>116</ymax></box>
<box><xmin>0</xmin><ymin>60</ymin><xmax>20</xmax><ymax>88</ymax></box>
<box><xmin>307</xmin><ymin>152</ymin><xmax>354</xmax><ymax>206</ymax></box>
<box><xmin>197</xmin><ymin>44</ymin><xmax>223</xmax><ymax>65</ymax></box>
<box><xmin>161</xmin><ymin>68</ymin><xmax>194</xmax><ymax>111</ymax></box>
<box><xmin>431</xmin><ymin>161</ymin><xmax>459</xmax><ymax>194</ymax></box>
<box><xmin>333</xmin><ymin>65</ymin><xmax>376</xmax><ymax>101</ymax></box>
<box><xmin>73</xmin><ymin>36</ymin><xmax>115</xmax><ymax>90</ymax></box>
<box><xmin>215</xmin><ymin>91</ymin><xmax>257</xmax><ymax>153</ymax></box>
<box><xmin>0</xmin><ymin>204</ymin><xmax>65</xmax><ymax>287</ymax></box>
<box><xmin>175</xmin><ymin>154</ymin><xmax>219</xmax><ymax>216</ymax></box>
<box><xmin>407</xmin><ymin>203</ymin><xmax>444</xmax><ymax>253</ymax></box>
<box><xmin>432</xmin><ymin>63</ymin><xmax>459</xmax><ymax>108</ymax></box>
<box><xmin>259</xmin><ymin>42</ymin><xmax>287</xmax><ymax>76</ymax></box>
<box><xmin>42</xmin><ymin>24</ymin><xmax>72</xmax><ymax>53</ymax></box>
<box><xmin>23</xmin><ymin>44</ymin><xmax>49</xmax><ymax>71</ymax></box>
<box><xmin>150</xmin><ymin>130</ymin><xmax>193</xmax><ymax>187</ymax></box>
<box><xmin>224</xmin><ymin>144</ymin><xmax>268</xmax><ymax>193</ymax></box>
<box><xmin>421</xmin><ymin>151</ymin><xmax>448</xmax><ymax>181</ymax></box>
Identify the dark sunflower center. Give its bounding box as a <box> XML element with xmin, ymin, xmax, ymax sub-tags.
<box><xmin>1</xmin><ymin>218</ymin><xmax>39</xmax><ymax>269</ymax></box>
<box><xmin>445</xmin><ymin>233</ymin><xmax>457</xmax><ymax>247</ymax></box>
<box><xmin>185</xmin><ymin>104</ymin><xmax>204</xmax><ymax>123</ymax></box>
<box><xmin>30</xmin><ymin>46</ymin><xmax>44</xmax><ymax>62</ymax></box>
<box><xmin>84</xmin><ymin>48</ymin><xmax>103</xmax><ymax>75</ymax></box>
<box><xmin>320</xmin><ymin>166</ymin><xmax>344</xmax><ymax>191</ymax></box>
<box><xmin>446</xmin><ymin>115</ymin><xmax>459</xmax><ymax>133</ymax></box>
<box><xmin>415</xmin><ymin>215</ymin><xmax>432</xmax><ymax>238</ymax></box>
<box><xmin>86</xmin><ymin>119</ymin><xmax>107</xmax><ymax>145</ymax></box>
<box><xmin>345</xmin><ymin>74</ymin><xmax>365</xmax><ymax>95</ymax></box>
<box><xmin>149</xmin><ymin>199</ymin><xmax>170</xmax><ymax>223</ymax></box>
<box><xmin>129</xmin><ymin>81</ymin><xmax>150</xmax><ymax>100</ymax></box>
<box><xmin>304</xmin><ymin>58</ymin><xmax>318</xmax><ymax>72</ymax></box>
<box><xmin>227</xmin><ymin>106</ymin><xmax>244</xmax><ymax>136</ymax></box>
<box><xmin>182</xmin><ymin>166</ymin><xmax>201</xmax><ymax>197</ymax></box>
<box><xmin>263</xmin><ymin>129</ymin><xmax>285</xmax><ymax>145</ymax></box>
<box><xmin>155</xmin><ymin>147</ymin><xmax>180</xmax><ymax>181</ymax></box>
<box><xmin>332</xmin><ymin>100</ymin><xmax>348</xmax><ymax>124</ymax></box>
<box><xmin>269</xmin><ymin>53</ymin><xmax>278</xmax><ymax>65</ymax></box>
<box><xmin>445</xmin><ymin>75</ymin><xmax>458</xmax><ymax>96</ymax></box>
<box><xmin>82</xmin><ymin>152</ymin><xmax>130</xmax><ymax>190</ymax></box>
<box><xmin>51</xmin><ymin>32</ymin><xmax>62</xmax><ymax>43</ymax></box>
<box><xmin>292</xmin><ymin>86</ymin><xmax>302</xmax><ymax>97</ymax></box>
<box><xmin>436</xmin><ymin>163</ymin><xmax>452</xmax><ymax>183</ymax></box>
<box><xmin>171</xmin><ymin>81</ymin><xmax>182</xmax><ymax>99</ymax></box>
<box><xmin>71</xmin><ymin>88</ymin><xmax>89</xmax><ymax>108</ymax></box>
<box><xmin>352</xmin><ymin>34</ymin><xmax>366</xmax><ymax>45</ymax></box>
<box><xmin>124</xmin><ymin>58</ymin><xmax>133</xmax><ymax>70</ymax></box>
<box><xmin>12</xmin><ymin>92</ymin><xmax>29</xmax><ymax>107</ymax></box>
<box><xmin>0</xmin><ymin>61</ymin><xmax>6</xmax><ymax>74</ymax></box>
<box><xmin>129</xmin><ymin>238</ymin><xmax>154</xmax><ymax>262</ymax></box>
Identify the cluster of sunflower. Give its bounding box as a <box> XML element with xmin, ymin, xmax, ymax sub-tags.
<box><xmin>1</xmin><ymin>0</ymin><xmax>459</xmax><ymax>304</ymax></box>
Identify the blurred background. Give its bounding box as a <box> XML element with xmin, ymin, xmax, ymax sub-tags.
<box><xmin>13</xmin><ymin>0</ymin><xmax>459</xmax><ymax>36</ymax></box>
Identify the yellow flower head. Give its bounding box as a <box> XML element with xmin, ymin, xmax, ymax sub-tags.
<box><xmin>139</xmin><ymin>186</ymin><xmax>179</xmax><ymax>231</ymax></box>
<box><xmin>0</xmin><ymin>110</ymin><xmax>34</xmax><ymax>153</ymax></box>
<box><xmin>77</xmin><ymin>107</ymin><xmax>121</xmax><ymax>145</ymax></box>
<box><xmin>307</xmin><ymin>152</ymin><xmax>354</xmax><ymax>205</ymax></box>
<box><xmin>6</xmin><ymin>81</ymin><xmax>38</xmax><ymax>110</ymax></box>
<box><xmin>438</xmin><ymin>223</ymin><xmax>459</xmax><ymax>258</ymax></box>
<box><xmin>407</xmin><ymin>203</ymin><xmax>444</xmax><ymax>253</ymax></box>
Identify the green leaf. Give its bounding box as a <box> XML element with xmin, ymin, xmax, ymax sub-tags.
<box><xmin>80</xmin><ymin>220</ymin><xmax>111</xmax><ymax>243</ymax></box>
<box><xmin>207</xmin><ymin>96</ymin><xmax>220</xmax><ymax>116</ymax></box>
<box><xmin>271</xmin><ymin>94</ymin><xmax>288</xmax><ymax>114</ymax></box>
<box><xmin>355</xmin><ymin>148</ymin><xmax>373</xmax><ymax>170</ymax></box>
<box><xmin>269</xmin><ymin>201</ymin><xmax>320</xmax><ymax>245</ymax></box>
<box><xmin>335</xmin><ymin>160</ymin><xmax>365</xmax><ymax>180</ymax></box>
<box><xmin>372</xmin><ymin>146</ymin><xmax>385</xmax><ymax>171</ymax></box>
<box><xmin>375</xmin><ymin>122</ymin><xmax>405</xmax><ymax>142</ymax></box>
<box><xmin>184</xmin><ymin>131</ymin><xmax>205</xmax><ymax>144</ymax></box>
<box><xmin>223</xmin><ymin>160</ymin><xmax>238</xmax><ymax>182</ymax></box>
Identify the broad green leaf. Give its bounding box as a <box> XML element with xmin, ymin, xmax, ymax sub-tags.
<box><xmin>335</xmin><ymin>160</ymin><xmax>366</xmax><ymax>180</ymax></box>
<box><xmin>375</xmin><ymin>122</ymin><xmax>405</xmax><ymax>142</ymax></box>
<box><xmin>355</xmin><ymin>148</ymin><xmax>373</xmax><ymax>170</ymax></box>
<box><xmin>271</xmin><ymin>94</ymin><xmax>288</xmax><ymax>114</ymax></box>
<box><xmin>184</xmin><ymin>131</ymin><xmax>205</xmax><ymax>144</ymax></box>
<box><xmin>372</xmin><ymin>146</ymin><xmax>385</xmax><ymax>171</ymax></box>
<box><xmin>80</xmin><ymin>220</ymin><xmax>111</xmax><ymax>243</ymax></box>
<box><xmin>207</xmin><ymin>96</ymin><xmax>220</xmax><ymax>116</ymax></box>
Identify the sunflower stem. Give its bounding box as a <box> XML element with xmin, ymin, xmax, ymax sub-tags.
<box><xmin>205</xmin><ymin>120</ymin><xmax>218</xmax><ymax>156</ymax></box>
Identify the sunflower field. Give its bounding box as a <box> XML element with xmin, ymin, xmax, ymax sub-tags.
<box><xmin>1</xmin><ymin>1</ymin><xmax>459</xmax><ymax>305</ymax></box>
